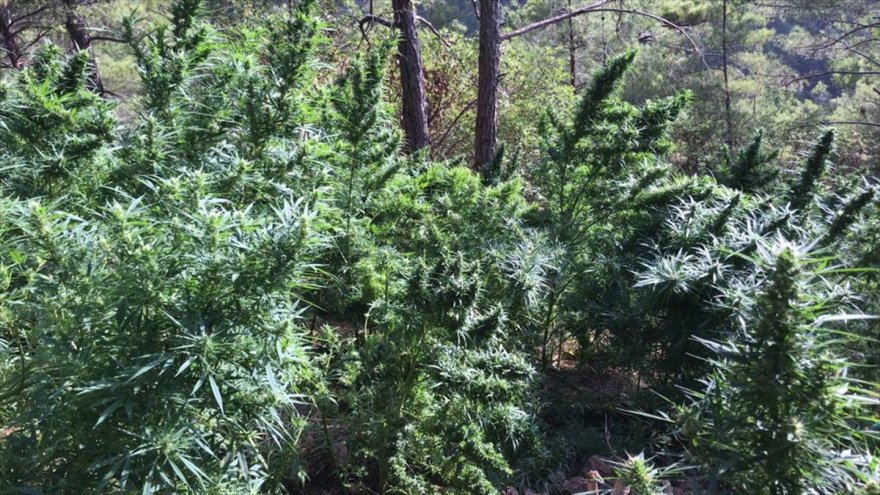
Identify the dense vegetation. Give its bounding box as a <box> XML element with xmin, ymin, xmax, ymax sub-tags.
<box><xmin>0</xmin><ymin>0</ymin><xmax>878</xmax><ymax>494</ymax></box>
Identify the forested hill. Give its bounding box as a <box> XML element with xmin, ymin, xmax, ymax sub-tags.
<box><xmin>2</xmin><ymin>0</ymin><xmax>879</xmax><ymax>171</ymax></box>
<box><xmin>0</xmin><ymin>1</ymin><xmax>878</xmax><ymax>494</ymax></box>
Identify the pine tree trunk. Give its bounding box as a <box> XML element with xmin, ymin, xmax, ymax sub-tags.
<box><xmin>474</xmin><ymin>0</ymin><xmax>501</xmax><ymax>169</ymax></box>
<box><xmin>392</xmin><ymin>0</ymin><xmax>430</xmax><ymax>153</ymax></box>
<box><xmin>568</xmin><ymin>0</ymin><xmax>576</xmax><ymax>88</ymax></box>
<box><xmin>0</xmin><ymin>5</ymin><xmax>24</xmax><ymax>69</ymax></box>
<box><xmin>721</xmin><ymin>0</ymin><xmax>733</xmax><ymax>147</ymax></box>
<box><xmin>64</xmin><ymin>7</ymin><xmax>105</xmax><ymax>94</ymax></box>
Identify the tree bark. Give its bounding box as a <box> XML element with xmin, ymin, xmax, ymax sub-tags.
<box><xmin>567</xmin><ymin>0</ymin><xmax>576</xmax><ymax>88</ymax></box>
<box><xmin>0</xmin><ymin>5</ymin><xmax>24</xmax><ymax>69</ymax></box>
<box><xmin>392</xmin><ymin>0</ymin><xmax>430</xmax><ymax>153</ymax></box>
<box><xmin>721</xmin><ymin>0</ymin><xmax>733</xmax><ymax>147</ymax></box>
<box><xmin>64</xmin><ymin>4</ymin><xmax>104</xmax><ymax>94</ymax></box>
<box><xmin>474</xmin><ymin>0</ymin><xmax>501</xmax><ymax>169</ymax></box>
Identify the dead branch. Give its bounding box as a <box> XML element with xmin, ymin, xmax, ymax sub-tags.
<box><xmin>816</xmin><ymin>20</ymin><xmax>880</xmax><ymax>51</ymax></box>
<box><xmin>357</xmin><ymin>14</ymin><xmax>393</xmax><ymax>48</ymax></box>
<box><xmin>500</xmin><ymin>0</ymin><xmax>614</xmax><ymax>41</ymax></box>
<box><xmin>417</xmin><ymin>16</ymin><xmax>450</xmax><ymax>47</ymax></box>
<box><xmin>358</xmin><ymin>14</ymin><xmax>393</xmax><ymax>30</ymax></box>
<box><xmin>9</xmin><ymin>3</ymin><xmax>53</xmax><ymax>25</ymax></box>
<box><xmin>502</xmin><ymin>4</ymin><xmax>710</xmax><ymax>70</ymax></box>
<box><xmin>434</xmin><ymin>99</ymin><xmax>477</xmax><ymax>152</ymax></box>
<box><xmin>821</xmin><ymin>120</ymin><xmax>880</xmax><ymax>128</ymax></box>
<box><xmin>89</xmin><ymin>35</ymin><xmax>126</xmax><ymax>43</ymax></box>
<box><xmin>785</xmin><ymin>70</ymin><xmax>880</xmax><ymax>86</ymax></box>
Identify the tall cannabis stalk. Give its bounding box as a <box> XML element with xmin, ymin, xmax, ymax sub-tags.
<box><xmin>529</xmin><ymin>50</ymin><xmax>699</xmax><ymax>371</ymax></box>
<box><xmin>682</xmin><ymin>243</ymin><xmax>878</xmax><ymax>494</ymax></box>
<box><xmin>788</xmin><ymin>130</ymin><xmax>833</xmax><ymax>213</ymax></box>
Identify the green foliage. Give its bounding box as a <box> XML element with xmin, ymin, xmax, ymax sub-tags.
<box><xmin>0</xmin><ymin>192</ymin><xmax>324</xmax><ymax>493</ymax></box>
<box><xmin>123</xmin><ymin>0</ymin><xmax>213</xmax><ymax>113</ymax></box>
<box><xmin>612</xmin><ymin>453</ymin><xmax>671</xmax><ymax>495</ymax></box>
<box><xmin>332</xmin><ymin>161</ymin><xmax>545</xmax><ymax>493</ymax></box>
<box><xmin>317</xmin><ymin>43</ymin><xmax>401</xmax><ymax>328</ymax></box>
<box><xmin>1</xmin><ymin>3</ymin><xmax>878</xmax><ymax>494</ymax></box>
<box><xmin>715</xmin><ymin>130</ymin><xmax>779</xmax><ymax>193</ymax></box>
<box><xmin>678</xmin><ymin>244</ymin><xmax>879</xmax><ymax>494</ymax></box>
<box><xmin>0</xmin><ymin>2</ymin><xmax>542</xmax><ymax>493</ymax></box>
<box><xmin>528</xmin><ymin>49</ymin><xmax>702</xmax><ymax>372</ymax></box>
<box><xmin>0</xmin><ymin>46</ymin><xmax>115</xmax><ymax>199</ymax></box>
<box><xmin>0</xmin><ymin>1</ymin><xmax>331</xmax><ymax>491</ymax></box>
<box><xmin>788</xmin><ymin>130</ymin><xmax>834</xmax><ymax>213</ymax></box>
<box><xmin>627</xmin><ymin>128</ymin><xmax>877</xmax><ymax>382</ymax></box>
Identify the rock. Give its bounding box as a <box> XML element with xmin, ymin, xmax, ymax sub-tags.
<box><xmin>523</xmin><ymin>490</ymin><xmax>547</xmax><ymax>495</ymax></box>
<box><xmin>584</xmin><ymin>455</ymin><xmax>614</xmax><ymax>477</ymax></box>
<box><xmin>501</xmin><ymin>487</ymin><xmax>519</xmax><ymax>495</ymax></box>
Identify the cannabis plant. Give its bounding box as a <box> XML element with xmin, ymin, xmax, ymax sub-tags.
<box><xmin>0</xmin><ymin>1</ymin><xmax>331</xmax><ymax>492</ymax></box>
<box><xmin>678</xmin><ymin>242</ymin><xmax>878</xmax><ymax>494</ymax></box>
<box><xmin>0</xmin><ymin>45</ymin><xmax>115</xmax><ymax>200</ymax></box>
<box><xmin>612</xmin><ymin>453</ymin><xmax>675</xmax><ymax>495</ymax></box>
<box><xmin>329</xmin><ymin>163</ymin><xmax>547</xmax><ymax>493</ymax></box>
<box><xmin>631</xmin><ymin>127</ymin><xmax>878</xmax><ymax>383</ymax></box>
<box><xmin>528</xmin><ymin>50</ymin><xmax>704</xmax><ymax>371</ymax></box>
<box><xmin>0</xmin><ymin>191</ymin><xmax>326</xmax><ymax>493</ymax></box>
